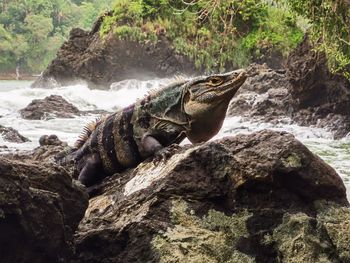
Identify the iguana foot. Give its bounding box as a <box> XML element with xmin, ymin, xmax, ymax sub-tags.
<box><xmin>152</xmin><ymin>144</ymin><xmax>181</xmax><ymax>163</ymax></box>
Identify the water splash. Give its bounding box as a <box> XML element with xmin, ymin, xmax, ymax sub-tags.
<box><xmin>0</xmin><ymin>79</ymin><xmax>349</xmax><ymax>200</ymax></box>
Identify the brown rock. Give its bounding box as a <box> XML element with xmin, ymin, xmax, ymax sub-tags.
<box><xmin>228</xmin><ymin>60</ymin><xmax>350</xmax><ymax>138</ymax></box>
<box><xmin>285</xmin><ymin>35</ymin><xmax>350</xmax><ymax>137</ymax></box>
<box><xmin>228</xmin><ymin>63</ymin><xmax>294</xmax><ymax>120</ymax></box>
<box><xmin>74</xmin><ymin>130</ymin><xmax>349</xmax><ymax>262</ymax></box>
<box><xmin>32</xmin><ymin>23</ymin><xmax>200</xmax><ymax>89</ymax></box>
<box><xmin>19</xmin><ymin>95</ymin><xmax>80</xmax><ymax>120</ymax></box>
<box><xmin>0</xmin><ymin>155</ymin><xmax>88</xmax><ymax>262</ymax></box>
<box><xmin>0</xmin><ymin>125</ymin><xmax>30</xmax><ymax>143</ymax></box>
<box><xmin>39</xmin><ymin>134</ymin><xmax>67</xmax><ymax>147</ymax></box>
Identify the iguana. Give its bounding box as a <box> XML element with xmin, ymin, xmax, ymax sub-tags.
<box><xmin>70</xmin><ymin>69</ymin><xmax>247</xmax><ymax>187</ymax></box>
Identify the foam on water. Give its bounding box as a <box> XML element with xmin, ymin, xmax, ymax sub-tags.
<box><xmin>0</xmin><ymin>79</ymin><xmax>349</xmax><ymax>200</ymax></box>
<box><xmin>0</xmin><ymin>80</ymin><xmax>158</xmax><ymax>114</ymax></box>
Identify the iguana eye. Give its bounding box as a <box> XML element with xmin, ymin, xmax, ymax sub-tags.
<box><xmin>209</xmin><ymin>77</ymin><xmax>223</xmax><ymax>86</ymax></box>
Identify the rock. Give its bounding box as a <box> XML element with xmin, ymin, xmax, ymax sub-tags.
<box><xmin>19</xmin><ymin>95</ymin><xmax>81</xmax><ymax>120</ymax></box>
<box><xmin>285</xmin><ymin>35</ymin><xmax>350</xmax><ymax>137</ymax></box>
<box><xmin>228</xmin><ymin>61</ymin><xmax>350</xmax><ymax>138</ymax></box>
<box><xmin>39</xmin><ymin>134</ymin><xmax>68</xmax><ymax>147</ymax></box>
<box><xmin>32</xmin><ymin>23</ymin><xmax>200</xmax><ymax>89</ymax></box>
<box><xmin>0</xmin><ymin>154</ymin><xmax>88</xmax><ymax>262</ymax></box>
<box><xmin>228</xmin><ymin>63</ymin><xmax>294</xmax><ymax>121</ymax></box>
<box><xmin>0</xmin><ymin>125</ymin><xmax>30</xmax><ymax>143</ymax></box>
<box><xmin>74</xmin><ymin>130</ymin><xmax>349</xmax><ymax>262</ymax></box>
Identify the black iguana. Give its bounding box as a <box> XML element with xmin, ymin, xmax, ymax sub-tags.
<box><xmin>70</xmin><ymin>69</ymin><xmax>247</xmax><ymax>187</ymax></box>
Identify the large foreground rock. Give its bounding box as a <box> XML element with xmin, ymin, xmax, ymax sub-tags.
<box><xmin>75</xmin><ymin>130</ymin><xmax>349</xmax><ymax>262</ymax></box>
<box><xmin>0</xmin><ymin>154</ymin><xmax>88</xmax><ymax>262</ymax></box>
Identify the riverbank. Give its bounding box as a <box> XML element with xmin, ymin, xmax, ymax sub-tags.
<box><xmin>0</xmin><ymin>73</ymin><xmax>39</xmax><ymax>81</ymax></box>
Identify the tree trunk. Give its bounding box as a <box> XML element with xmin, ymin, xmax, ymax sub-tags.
<box><xmin>16</xmin><ymin>64</ymin><xmax>20</xmax><ymax>80</ymax></box>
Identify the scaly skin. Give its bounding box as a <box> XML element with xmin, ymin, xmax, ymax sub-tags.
<box><xmin>70</xmin><ymin>69</ymin><xmax>247</xmax><ymax>187</ymax></box>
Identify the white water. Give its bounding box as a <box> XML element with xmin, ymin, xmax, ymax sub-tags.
<box><xmin>0</xmin><ymin>80</ymin><xmax>349</xmax><ymax>200</ymax></box>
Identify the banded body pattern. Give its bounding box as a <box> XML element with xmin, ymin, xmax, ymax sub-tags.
<box><xmin>69</xmin><ymin>69</ymin><xmax>247</xmax><ymax>187</ymax></box>
<box><xmin>81</xmin><ymin>104</ymin><xmax>143</xmax><ymax>175</ymax></box>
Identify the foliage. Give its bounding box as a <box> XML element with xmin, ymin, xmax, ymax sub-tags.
<box><xmin>284</xmin><ymin>0</ymin><xmax>350</xmax><ymax>79</ymax></box>
<box><xmin>101</xmin><ymin>0</ymin><xmax>304</xmax><ymax>72</ymax></box>
<box><xmin>236</xmin><ymin>5</ymin><xmax>304</xmax><ymax>66</ymax></box>
<box><xmin>0</xmin><ymin>0</ymin><xmax>114</xmax><ymax>74</ymax></box>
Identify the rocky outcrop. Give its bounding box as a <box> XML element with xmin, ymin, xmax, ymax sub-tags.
<box><xmin>0</xmin><ymin>153</ymin><xmax>88</xmax><ymax>262</ymax></box>
<box><xmin>32</xmin><ymin>25</ymin><xmax>200</xmax><ymax>89</ymax></box>
<box><xmin>228</xmin><ymin>64</ymin><xmax>294</xmax><ymax>123</ymax></box>
<box><xmin>19</xmin><ymin>95</ymin><xmax>80</xmax><ymax>120</ymax></box>
<box><xmin>0</xmin><ymin>125</ymin><xmax>30</xmax><ymax>143</ymax></box>
<box><xmin>228</xmin><ymin>58</ymin><xmax>350</xmax><ymax>138</ymax></box>
<box><xmin>74</xmin><ymin>130</ymin><xmax>349</xmax><ymax>262</ymax></box>
<box><xmin>286</xmin><ymin>35</ymin><xmax>350</xmax><ymax>138</ymax></box>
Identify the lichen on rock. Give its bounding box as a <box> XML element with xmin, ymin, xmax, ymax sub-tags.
<box><xmin>271</xmin><ymin>212</ymin><xmax>334</xmax><ymax>263</ymax></box>
<box><xmin>315</xmin><ymin>201</ymin><xmax>350</xmax><ymax>262</ymax></box>
<box><xmin>152</xmin><ymin>198</ymin><xmax>254</xmax><ymax>263</ymax></box>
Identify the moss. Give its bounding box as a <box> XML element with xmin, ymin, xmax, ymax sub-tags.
<box><xmin>152</xmin><ymin>199</ymin><xmax>254</xmax><ymax>263</ymax></box>
<box><xmin>282</xmin><ymin>153</ymin><xmax>302</xmax><ymax>169</ymax></box>
<box><xmin>315</xmin><ymin>201</ymin><xmax>350</xmax><ymax>262</ymax></box>
<box><xmin>271</xmin><ymin>212</ymin><xmax>334</xmax><ymax>262</ymax></box>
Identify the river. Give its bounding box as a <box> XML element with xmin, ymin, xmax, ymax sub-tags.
<box><xmin>0</xmin><ymin>80</ymin><xmax>349</xmax><ymax>200</ymax></box>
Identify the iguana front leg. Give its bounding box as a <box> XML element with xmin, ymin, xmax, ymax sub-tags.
<box><xmin>141</xmin><ymin>134</ymin><xmax>164</xmax><ymax>157</ymax></box>
<box><xmin>78</xmin><ymin>153</ymin><xmax>104</xmax><ymax>187</ymax></box>
<box><xmin>141</xmin><ymin>134</ymin><xmax>180</xmax><ymax>161</ymax></box>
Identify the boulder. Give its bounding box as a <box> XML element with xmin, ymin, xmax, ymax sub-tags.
<box><xmin>0</xmin><ymin>154</ymin><xmax>88</xmax><ymax>263</ymax></box>
<box><xmin>74</xmin><ymin>130</ymin><xmax>349</xmax><ymax>262</ymax></box>
<box><xmin>0</xmin><ymin>125</ymin><xmax>30</xmax><ymax>143</ymax></box>
<box><xmin>19</xmin><ymin>95</ymin><xmax>81</xmax><ymax>120</ymax></box>
<box><xmin>39</xmin><ymin>134</ymin><xmax>68</xmax><ymax>147</ymax></box>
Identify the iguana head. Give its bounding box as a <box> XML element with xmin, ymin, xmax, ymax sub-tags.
<box><xmin>182</xmin><ymin>69</ymin><xmax>247</xmax><ymax>143</ymax></box>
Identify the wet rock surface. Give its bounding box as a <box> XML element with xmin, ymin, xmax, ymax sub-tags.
<box><xmin>19</xmin><ymin>95</ymin><xmax>81</xmax><ymax>120</ymax></box>
<box><xmin>228</xmin><ymin>64</ymin><xmax>294</xmax><ymax>123</ymax></box>
<box><xmin>228</xmin><ymin>52</ymin><xmax>350</xmax><ymax>138</ymax></box>
<box><xmin>73</xmin><ymin>130</ymin><xmax>349</xmax><ymax>262</ymax></box>
<box><xmin>0</xmin><ymin>150</ymin><xmax>88</xmax><ymax>263</ymax></box>
<box><xmin>286</xmin><ymin>36</ymin><xmax>350</xmax><ymax>138</ymax></box>
<box><xmin>0</xmin><ymin>125</ymin><xmax>30</xmax><ymax>143</ymax></box>
<box><xmin>39</xmin><ymin>134</ymin><xmax>68</xmax><ymax>147</ymax></box>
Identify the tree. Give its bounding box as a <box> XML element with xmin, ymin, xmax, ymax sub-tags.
<box><xmin>284</xmin><ymin>0</ymin><xmax>350</xmax><ymax>78</ymax></box>
<box><xmin>0</xmin><ymin>0</ymin><xmax>115</xmax><ymax>75</ymax></box>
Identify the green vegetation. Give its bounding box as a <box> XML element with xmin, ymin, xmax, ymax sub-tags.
<box><xmin>0</xmin><ymin>0</ymin><xmax>114</xmax><ymax>76</ymax></box>
<box><xmin>2</xmin><ymin>0</ymin><xmax>349</xmax><ymax>78</ymax></box>
<box><xmin>101</xmin><ymin>0</ymin><xmax>304</xmax><ymax>72</ymax></box>
<box><xmin>101</xmin><ymin>0</ymin><xmax>349</xmax><ymax>77</ymax></box>
<box><xmin>285</xmin><ymin>0</ymin><xmax>350</xmax><ymax>79</ymax></box>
